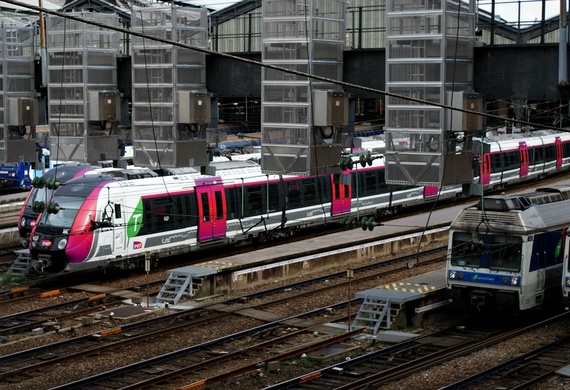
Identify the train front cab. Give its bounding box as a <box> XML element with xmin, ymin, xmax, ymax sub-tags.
<box><xmin>446</xmin><ymin>227</ymin><xmax>566</xmax><ymax>314</ymax></box>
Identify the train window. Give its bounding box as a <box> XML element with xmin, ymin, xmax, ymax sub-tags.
<box><xmin>245</xmin><ymin>185</ymin><xmax>263</xmax><ymax>217</ymax></box>
<box><xmin>504</xmin><ymin>151</ymin><xmax>519</xmax><ymax>171</ymax></box>
<box><xmin>215</xmin><ymin>191</ymin><xmax>224</xmax><ymax>220</ymax></box>
<box><xmin>530</xmin><ymin>230</ymin><xmax>565</xmax><ymax>271</ymax></box>
<box><xmin>531</xmin><ymin>147</ymin><xmax>544</xmax><ymax>164</ymax></box>
<box><xmin>450</xmin><ymin>232</ymin><xmax>482</xmax><ymax>267</ymax></box>
<box><xmin>319</xmin><ymin>177</ymin><xmax>331</xmax><ymax>203</ymax></box>
<box><xmin>489</xmin><ymin>235</ymin><xmax>522</xmax><ymax>272</ymax></box>
<box><xmin>225</xmin><ymin>187</ymin><xmax>239</xmax><ymax>219</ymax></box>
<box><xmin>361</xmin><ymin>171</ymin><xmax>378</xmax><ymax>197</ymax></box>
<box><xmin>288</xmin><ymin>180</ymin><xmax>301</xmax><ymax>209</ymax></box>
<box><xmin>333</xmin><ymin>182</ymin><xmax>341</xmax><ymax>200</ymax></box>
<box><xmin>141</xmin><ymin>199</ymin><xmax>153</xmax><ymax>235</ymax></box>
<box><xmin>545</xmin><ymin>145</ymin><xmax>555</xmax><ymax>161</ymax></box>
<box><xmin>267</xmin><ymin>183</ymin><xmax>280</xmax><ymax>213</ymax></box>
<box><xmin>490</xmin><ymin>154</ymin><xmax>501</xmax><ymax>171</ymax></box>
<box><xmin>154</xmin><ymin>198</ymin><xmax>175</xmax><ymax>232</ymax></box>
<box><xmin>201</xmin><ymin>193</ymin><xmax>210</xmax><ymax>222</ymax></box>
<box><xmin>564</xmin><ymin>142</ymin><xmax>570</xmax><ymax>158</ymax></box>
<box><xmin>301</xmin><ymin>179</ymin><xmax>317</xmax><ymax>206</ymax></box>
<box><xmin>115</xmin><ymin>204</ymin><xmax>121</xmax><ymax>219</ymax></box>
<box><xmin>173</xmin><ymin>195</ymin><xmax>185</xmax><ymax>227</ymax></box>
<box><xmin>184</xmin><ymin>194</ymin><xmax>198</xmax><ymax>227</ymax></box>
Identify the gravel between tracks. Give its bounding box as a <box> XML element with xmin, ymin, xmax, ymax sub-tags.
<box><xmin>4</xmin><ymin>238</ymin><xmax>570</xmax><ymax>389</ymax></box>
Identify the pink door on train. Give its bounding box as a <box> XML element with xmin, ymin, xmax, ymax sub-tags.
<box><xmin>424</xmin><ymin>186</ymin><xmax>439</xmax><ymax>197</ymax></box>
<box><xmin>480</xmin><ymin>154</ymin><xmax>491</xmax><ymax>184</ymax></box>
<box><xmin>556</xmin><ymin>137</ymin><xmax>563</xmax><ymax>168</ymax></box>
<box><xmin>519</xmin><ymin>141</ymin><xmax>529</xmax><ymax>177</ymax></box>
<box><xmin>331</xmin><ymin>173</ymin><xmax>352</xmax><ymax>215</ymax></box>
<box><xmin>196</xmin><ymin>177</ymin><xmax>227</xmax><ymax>241</ymax></box>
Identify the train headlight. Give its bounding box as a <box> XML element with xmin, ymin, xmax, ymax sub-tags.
<box><xmin>565</xmin><ymin>277</ymin><xmax>570</xmax><ymax>288</ymax></box>
<box><xmin>510</xmin><ymin>277</ymin><xmax>520</xmax><ymax>286</ymax></box>
<box><xmin>21</xmin><ymin>217</ymin><xmax>26</xmax><ymax>227</ymax></box>
<box><xmin>57</xmin><ymin>238</ymin><xmax>67</xmax><ymax>250</ymax></box>
<box><xmin>448</xmin><ymin>270</ymin><xmax>457</xmax><ymax>280</ymax></box>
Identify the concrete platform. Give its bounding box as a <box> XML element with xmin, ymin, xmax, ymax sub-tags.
<box><xmin>356</xmin><ymin>269</ymin><xmax>447</xmax><ymax>304</ymax></box>
<box><xmin>188</xmin><ymin>227</ymin><xmax>450</xmax><ymax>296</ymax></box>
<box><xmin>0</xmin><ymin>227</ymin><xmax>20</xmax><ymax>249</ymax></box>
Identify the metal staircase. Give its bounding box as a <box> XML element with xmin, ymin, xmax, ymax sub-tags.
<box><xmin>7</xmin><ymin>250</ymin><xmax>32</xmax><ymax>276</ymax></box>
<box><xmin>155</xmin><ymin>266</ymin><xmax>216</xmax><ymax>306</ymax></box>
<box><xmin>352</xmin><ymin>295</ymin><xmax>397</xmax><ymax>334</ymax></box>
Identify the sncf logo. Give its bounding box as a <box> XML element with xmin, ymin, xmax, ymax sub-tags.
<box><xmin>133</xmin><ymin>241</ymin><xmax>143</xmax><ymax>250</ymax></box>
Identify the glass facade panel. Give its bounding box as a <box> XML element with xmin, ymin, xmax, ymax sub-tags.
<box><xmin>387</xmin><ymin>109</ymin><xmax>441</xmax><ymax>129</ymax></box>
<box><xmin>262</xmin><ymin>126</ymin><xmax>309</xmax><ymax>145</ymax></box>
<box><xmin>389</xmin><ymin>63</ymin><xmax>441</xmax><ymax>82</ymax></box>
<box><xmin>387</xmin><ymin>86</ymin><xmax>443</xmax><ymax>105</ymax></box>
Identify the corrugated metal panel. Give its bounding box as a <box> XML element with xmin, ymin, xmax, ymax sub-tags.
<box><xmin>454</xmin><ymin>210</ymin><xmax>524</xmax><ymax>228</ymax></box>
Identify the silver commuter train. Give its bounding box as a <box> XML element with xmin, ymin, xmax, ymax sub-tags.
<box><xmin>446</xmin><ymin>186</ymin><xmax>570</xmax><ymax>313</ymax></box>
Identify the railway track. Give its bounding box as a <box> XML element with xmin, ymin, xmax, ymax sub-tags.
<box><xmin>0</xmin><ymin>247</ymin><xmax>444</xmax><ymax>389</ymax></box>
<box><xmin>260</xmin><ymin>312</ymin><xmax>570</xmax><ymax>390</ymax></box>
<box><xmin>439</xmin><ymin>332</ymin><xmax>570</xmax><ymax>389</ymax></box>
<box><xmin>0</xmin><ymin>281</ymin><xmax>165</xmax><ymax>338</ymax></box>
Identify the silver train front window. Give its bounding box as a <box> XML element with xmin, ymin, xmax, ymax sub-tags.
<box><xmin>40</xmin><ymin>195</ymin><xmax>83</xmax><ymax>228</ymax></box>
<box><xmin>28</xmin><ymin>187</ymin><xmax>53</xmax><ymax>205</ymax></box>
<box><xmin>451</xmin><ymin>232</ymin><xmax>482</xmax><ymax>267</ymax></box>
<box><xmin>450</xmin><ymin>231</ymin><xmax>522</xmax><ymax>271</ymax></box>
<box><xmin>488</xmin><ymin>235</ymin><xmax>522</xmax><ymax>272</ymax></box>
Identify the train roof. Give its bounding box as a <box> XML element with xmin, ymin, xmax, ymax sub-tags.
<box><xmin>52</xmin><ymin>145</ymin><xmax>386</xmax><ymax>194</ymax></box>
<box><xmin>451</xmin><ymin>187</ymin><xmax>570</xmax><ymax>234</ymax></box>
<box><xmin>478</xmin><ymin>129</ymin><xmax>570</xmax><ymax>150</ymax></box>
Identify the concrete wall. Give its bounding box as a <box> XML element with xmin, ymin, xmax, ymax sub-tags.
<box><xmin>222</xmin><ymin>228</ymin><xmax>449</xmax><ymax>292</ymax></box>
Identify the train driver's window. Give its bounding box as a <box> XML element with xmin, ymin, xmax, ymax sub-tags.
<box><xmin>450</xmin><ymin>232</ymin><xmax>482</xmax><ymax>267</ymax></box>
<box><xmin>489</xmin><ymin>235</ymin><xmax>522</xmax><ymax>272</ymax></box>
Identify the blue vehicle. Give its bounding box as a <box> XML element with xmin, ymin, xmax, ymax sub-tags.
<box><xmin>0</xmin><ymin>147</ymin><xmax>51</xmax><ymax>191</ymax></box>
<box><xmin>0</xmin><ymin>162</ymin><xmax>34</xmax><ymax>190</ymax></box>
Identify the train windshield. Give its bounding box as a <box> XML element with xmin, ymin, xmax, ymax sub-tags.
<box><xmin>39</xmin><ymin>195</ymin><xmax>83</xmax><ymax>228</ymax></box>
<box><xmin>451</xmin><ymin>232</ymin><xmax>482</xmax><ymax>267</ymax></box>
<box><xmin>488</xmin><ymin>235</ymin><xmax>522</xmax><ymax>271</ymax></box>
<box><xmin>450</xmin><ymin>232</ymin><xmax>522</xmax><ymax>272</ymax></box>
<box><xmin>26</xmin><ymin>188</ymin><xmax>53</xmax><ymax>207</ymax></box>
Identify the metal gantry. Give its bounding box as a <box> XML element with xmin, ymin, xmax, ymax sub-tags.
<box><xmin>131</xmin><ymin>4</ymin><xmax>211</xmax><ymax>170</ymax></box>
<box><xmin>384</xmin><ymin>0</ymin><xmax>481</xmax><ymax>187</ymax></box>
<box><xmin>0</xmin><ymin>18</ymin><xmax>38</xmax><ymax>164</ymax></box>
<box><xmin>260</xmin><ymin>0</ymin><xmax>348</xmax><ymax>176</ymax></box>
<box><xmin>46</xmin><ymin>12</ymin><xmax>122</xmax><ymax>165</ymax></box>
